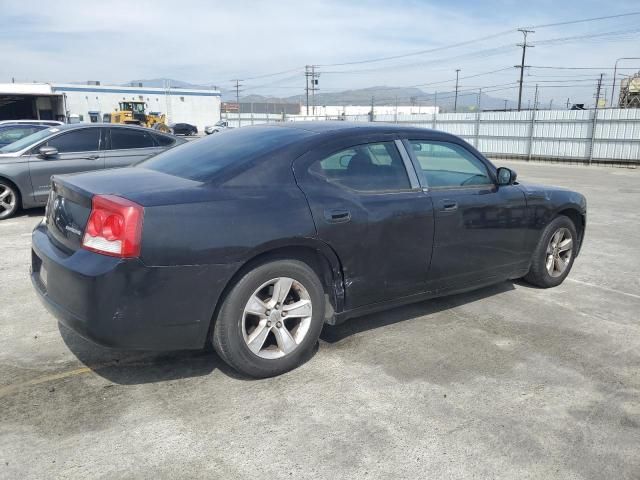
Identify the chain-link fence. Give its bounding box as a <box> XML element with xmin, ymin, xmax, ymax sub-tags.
<box><xmin>222</xmin><ymin>108</ymin><xmax>640</xmax><ymax>165</ymax></box>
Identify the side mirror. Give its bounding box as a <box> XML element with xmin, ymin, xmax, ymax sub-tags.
<box><xmin>39</xmin><ymin>146</ymin><xmax>58</xmax><ymax>158</ymax></box>
<box><xmin>496</xmin><ymin>167</ymin><xmax>517</xmax><ymax>185</ymax></box>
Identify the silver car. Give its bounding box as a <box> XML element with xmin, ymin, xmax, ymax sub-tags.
<box><xmin>0</xmin><ymin>124</ymin><xmax>184</xmax><ymax>219</ymax></box>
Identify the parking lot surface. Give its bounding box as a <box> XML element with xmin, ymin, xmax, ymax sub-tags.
<box><xmin>1</xmin><ymin>161</ymin><xmax>639</xmax><ymax>479</ymax></box>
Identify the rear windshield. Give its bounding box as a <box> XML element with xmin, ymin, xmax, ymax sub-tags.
<box><xmin>0</xmin><ymin>127</ymin><xmax>61</xmax><ymax>153</ymax></box>
<box><xmin>138</xmin><ymin>126</ymin><xmax>310</xmax><ymax>181</ymax></box>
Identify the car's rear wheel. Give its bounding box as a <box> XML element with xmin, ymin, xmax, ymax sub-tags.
<box><xmin>212</xmin><ymin>259</ymin><xmax>325</xmax><ymax>377</ymax></box>
<box><xmin>0</xmin><ymin>181</ymin><xmax>19</xmax><ymax>220</ymax></box>
<box><xmin>523</xmin><ymin>215</ymin><xmax>577</xmax><ymax>288</ymax></box>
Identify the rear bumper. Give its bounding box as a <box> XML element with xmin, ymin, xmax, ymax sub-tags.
<box><xmin>31</xmin><ymin>222</ymin><xmax>239</xmax><ymax>350</ymax></box>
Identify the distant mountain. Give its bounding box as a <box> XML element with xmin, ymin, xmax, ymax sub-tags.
<box><xmin>121</xmin><ymin>78</ymin><xmax>215</xmax><ymax>89</ymax></box>
<box><xmin>121</xmin><ymin>79</ymin><xmax>514</xmax><ymax>111</ymax></box>
<box><xmin>236</xmin><ymin>86</ymin><xmax>515</xmax><ymax>112</ymax></box>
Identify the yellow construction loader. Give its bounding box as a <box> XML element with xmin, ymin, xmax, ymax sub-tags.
<box><xmin>105</xmin><ymin>101</ymin><xmax>171</xmax><ymax>132</ymax></box>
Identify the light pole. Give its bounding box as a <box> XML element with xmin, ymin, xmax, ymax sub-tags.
<box><xmin>610</xmin><ymin>57</ymin><xmax>640</xmax><ymax>108</ymax></box>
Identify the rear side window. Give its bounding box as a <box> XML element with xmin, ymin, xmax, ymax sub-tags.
<box><xmin>409</xmin><ymin>140</ymin><xmax>492</xmax><ymax>188</ymax></box>
<box><xmin>139</xmin><ymin>126</ymin><xmax>310</xmax><ymax>181</ymax></box>
<box><xmin>152</xmin><ymin>134</ymin><xmax>175</xmax><ymax>147</ymax></box>
<box><xmin>46</xmin><ymin>129</ymin><xmax>101</xmax><ymax>153</ymax></box>
<box><xmin>110</xmin><ymin>128</ymin><xmax>155</xmax><ymax>150</ymax></box>
<box><xmin>309</xmin><ymin>142</ymin><xmax>410</xmax><ymax>191</ymax></box>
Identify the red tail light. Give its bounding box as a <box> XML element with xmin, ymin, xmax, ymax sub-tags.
<box><xmin>82</xmin><ymin>195</ymin><xmax>144</xmax><ymax>258</ymax></box>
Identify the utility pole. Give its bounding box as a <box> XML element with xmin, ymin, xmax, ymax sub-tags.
<box><xmin>515</xmin><ymin>28</ymin><xmax>534</xmax><ymax>111</ymax></box>
<box><xmin>305</xmin><ymin>66</ymin><xmax>310</xmax><ymax>115</ymax></box>
<box><xmin>232</xmin><ymin>79</ymin><xmax>243</xmax><ymax>127</ymax></box>
<box><xmin>594</xmin><ymin>73</ymin><xmax>604</xmax><ymax>109</ymax></box>
<box><xmin>503</xmin><ymin>99</ymin><xmax>508</xmax><ymax>111</ymax></box>
<box><xmin>311</xmin><ymin>65</ymin><xmax>319</xmax><ymax>115</ymax></box>
<box><xmin>533</xmin><ymin>84</ymin><xmax>539</xmax><ymax>110</ymax></box>
<box><xmin>454</xmin><ymin>69</ymin><xmax>461</xmax><ymax>112</ymax></box>
<box><xmin>549</xmin><ymin>99</ymin><xmax>553</xmax><ymax>110</ymax></box>
<box><xmin>305</xmin><ymin>65</ymin><xmax>319</xmax><ymax>115</ymax></box>
<box><xmin>566</xmin><ymin>98</ymin><xmax>571</xmax><ymax>109</ymax></box>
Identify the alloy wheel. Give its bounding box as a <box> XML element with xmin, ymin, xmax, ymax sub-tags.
<box><xmin>242</xmin><ymin>277</ymin><xmax>313</xmax><ymax>359</ymax></box>
<box><xmin>545</xmin><ymin>227</ymin><xmax>573</xmax><ymax>277</ymax></box>
<box><xmin>0</xmin><ymin>184</ymin><xmax>16</xmax><ymax>219</ymax></box>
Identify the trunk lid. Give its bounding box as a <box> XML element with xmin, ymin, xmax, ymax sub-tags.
<box><xmin>45</xmin><ymin>167</ymin><xmax>204</xmax><ymax>253</ymax></box>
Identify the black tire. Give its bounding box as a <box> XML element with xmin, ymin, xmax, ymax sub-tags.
<box><xmin>523</xmin><ymin>215</ymin><xmax>578</xmax><ymax>288</ymax></box>
<box><xmin>212</xmin><ymin>259</ymin><xmax>325</xmax><ymax>378</ymax></box>
<box><xmin>0</xmin><ymin>180</ymin><xmax>19</xmax><ymax>220</ymax></box>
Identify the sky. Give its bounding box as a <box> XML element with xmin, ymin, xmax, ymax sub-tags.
<box><xmin>1</xmin><ymin>0</ymin><xmax>640</xmax><ymax>106</ymax></box>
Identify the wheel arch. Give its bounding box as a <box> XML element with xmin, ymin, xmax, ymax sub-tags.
<box><xmin>206</xmin><ymin>239</ymin><xmax>346</xmax><ymax>346</ymax></box>
<box><xmin>556</xmin><ymin>206</ymin><xmax>586</xmax><ymax>255</ymax></box>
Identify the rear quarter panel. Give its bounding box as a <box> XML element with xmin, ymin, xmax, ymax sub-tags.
<box><xmin>139</xmin><ymin>184</ymin><xmax>318</xmax><ymax>267</ymax></box>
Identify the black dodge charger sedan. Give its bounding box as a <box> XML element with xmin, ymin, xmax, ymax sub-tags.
<box><xmin>31</xmin><ymin>123</ymin><xmax>586</xmax><ymax>377</ymax></box>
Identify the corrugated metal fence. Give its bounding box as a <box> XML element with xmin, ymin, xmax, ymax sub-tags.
<box><xmin>222</xmin><ymin>109</ymin><xmax>640</xmax><ymax>164</ymax></box>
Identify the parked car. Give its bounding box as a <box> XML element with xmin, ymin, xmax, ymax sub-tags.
<box><xmin>0</xmin><ymin>123</ymin><xmax>49</xmax><ymax>148</ymax></box>
<box><xmin>171</xmin><ymin>123</ymin><xmax>198</xmax><ymax>136</ymax></box>
<box><xmin>0</xmin><ymin>120</ymin><xmax>64</xmax><ymax>127</ymax></box>
<box><xmin>31</xmin><ymin>123</ymin><xmax>586</xmax><ymax>377</ymax></box>
<box><xmin>204</xmin><ymin>120</ymin><xmax>232</xmax><ymax>134</ymax></box>
<box><xmin>0</xmin><ymin>124</ymin><xmax>184</xmax><ymax>219</ymax></box>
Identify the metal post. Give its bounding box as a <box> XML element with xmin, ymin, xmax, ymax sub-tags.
<box><xmin>527</xmin><ymin>84</ymin><xmax>539</xmax><ymax>162</ymax></box>
<box><xmin>588</xmin><ymin>108</ymin><xmax>598</xmax><ymax>165</ymax></box>
<box><xmin>475</xmin><ymin>88</ymin><xmax>482</xmax><ymax>148</ymax></box>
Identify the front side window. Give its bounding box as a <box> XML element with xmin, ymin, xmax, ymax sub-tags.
<box><xmin>409</xmin><ymin>140</ymin><xmax>492</xmax><ymax>188</ymax></box>
<box><xmin>45</xmin><ymin>128</ymin><xmax>101</xmax><ymax>153</ymax></box>
<box><xmin>110</xmin><ymin>128</ymin><xmax>155</xmax><ymax>150</ymax></box>
<box><xmin>309</xmin><ymin>142</ymin><xmax>410</xmax><ymax>192</ymax></box>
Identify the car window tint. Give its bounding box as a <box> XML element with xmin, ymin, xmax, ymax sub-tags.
<box><xmin>46</xmin><ymin>129</ymin><xmax>101</xmax><ymax>153</ymax></box>
<box><xmin>310</xmin><ymin>142</ymin><xmax>410</xmax><ymax>191</ymax></box>
<box><xmin>409</xmin><ymin>141</ymin><xmax>492</xmax><ymax>188</ymax></box>
<box><xmin>139</xmin><ymin>126</ymin><xmax>310</xmax><ymax>181</ymax></box>
<box><xmin>152</xmin><ymin>133</ymin><xmax>175</xmax><ymax>147</ymax></box>
<box><xmin>110</xmin><ymin>128</ymin><xmax>155</xmax><ymax>150</ymax></box>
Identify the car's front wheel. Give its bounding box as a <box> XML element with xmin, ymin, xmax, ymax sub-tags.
<box><xmin>0</xmin><ymin>181</ymin><xmax>19</xmax><ymax>220</ymax></box>
<box><xmin>212</xmin><ymin>259</ymin><xmax>325</xmax><ymax>377</ymax></box>
<box><xmin>523</xmin><ymin>215</ymin><xmax>578</xmax><ymax>288</ymax></box>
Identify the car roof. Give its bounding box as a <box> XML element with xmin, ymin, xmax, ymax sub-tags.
<box><xmin>43</xmin><ymin>123</ymin><xmax>172</xmax><ymax>134</ymax></box>
<box><xmin>262</xmin><ymin>121</ymin><xmax>453</xmax><ymax>140</ymax></box>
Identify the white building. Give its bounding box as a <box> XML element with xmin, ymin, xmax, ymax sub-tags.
<box><xmin>0</xmin><ymin>82</ymin><xmax>221</xmax><ymax>132</ymax></box>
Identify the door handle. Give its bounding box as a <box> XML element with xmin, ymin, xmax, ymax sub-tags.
<box><xmin>324</xmin><ymin>209</ymin><xmax>351</xmax><ymax>223</ymax></box>
<box><xmin>86</xmin><ymin>155</ymin><xmax>100</xmax><ymax>160</ymax></box>
<box><xmin>439</xmin><ymin>200</ymin><xmax>458</xmax><ymax>212</ymax></box>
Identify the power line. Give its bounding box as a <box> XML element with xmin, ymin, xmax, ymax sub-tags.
<box><xmin>528</xmin><ymin>11</ymin><xmax>640</xmax><ymax>29</ymax></box>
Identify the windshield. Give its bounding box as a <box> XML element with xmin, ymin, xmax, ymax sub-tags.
<box><xmin>138</xmin><ymin>126</ymin><xmax>309</xmax><ymax>181</ymax></box>
<box><xmin>0</xmin><ymin>127</ymin><xmax>61</xmax><ymax>153</ymax></box>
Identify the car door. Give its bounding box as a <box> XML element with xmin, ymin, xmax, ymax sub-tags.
<box><xmin>103</xmin><ymin>127</ymin><xmax>163</xmax><ymax>169</ymax></box>
<box><xmin>27</xmin><ymin>127</ymin><xmax>105</xmax><ymax>204</ymax></box>
<box><xmin>405</xmin><ymin>138</ymin><xmax>528</xmax><ymax>290</ymax></box>
<box><xmin>294</xmin><ymin>136</ymin><xmax>434</xmax><ymax>310</ymax></box>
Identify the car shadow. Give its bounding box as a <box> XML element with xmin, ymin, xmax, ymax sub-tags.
<box><xmin>320</xmin><ymin>281</ymin><xmax>516</xmax><ymax>344</ymax></box>
<box><xmin>58</xmin><ymin>323</ymin><xmax>249</xmax><ymax>384</ymax></box>
<box><xmin>15</xmin><ymin>207</ymin><xmax>45</xmax><ymax>218</ymax></box>
<box><xmin>59</xmin><ymin>281</ymin><xmax>517</xmax><ymax>385</ymax></box>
